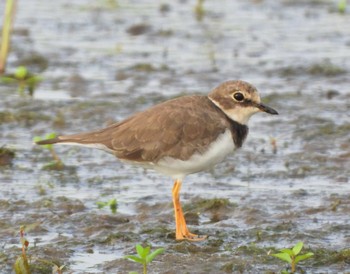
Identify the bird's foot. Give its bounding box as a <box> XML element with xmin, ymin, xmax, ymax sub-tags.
<box><xmin>176</xmin><ymin>231</ymin><xmax>208</xmax><ymax>242</ymax></box>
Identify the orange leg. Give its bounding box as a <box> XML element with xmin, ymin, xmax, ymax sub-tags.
<box><xmin>172</xmin><ymin>179</ymin><xmax>207</xmax><ymax>241</ymax></box>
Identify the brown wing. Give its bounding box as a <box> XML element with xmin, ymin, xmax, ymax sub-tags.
<box><xmin>52</xmin><ymin>96</ymin><xmax>232</xmax><ymax>162</ymax></box>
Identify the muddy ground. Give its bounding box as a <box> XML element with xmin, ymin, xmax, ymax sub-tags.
<box><xmin>0</xmin><ymin>0</ymin><xmax>349</xmax><ymax>273</ymax></box>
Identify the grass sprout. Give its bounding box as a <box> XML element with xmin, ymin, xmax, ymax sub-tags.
<box><xmin>125</xmin><ymin>244</ymin><xmax>164</xmax><ymax>274</ymax></box>
<box><xmin>96</xmin><ymin>198</ymin><xmax>118</xmax><ymax>213</ymax></box>
<box><xmin>34</xmin><ymin>133</ymin><xmax>64</xmax><ymax>170</ymax></box>
<box><xmin>13</xmin><ymin>226</ymin><xmax>31</xmax><ymax>274</ymax></box>
<box><xmin>1</xmin><ymin>66</ymin><xmax>43</xmax><ymax>96</ymax></box>
<box><xmin>271</xmin><ymin>241</ymin><xmax>314</xmax><ymax>273</ymax></box>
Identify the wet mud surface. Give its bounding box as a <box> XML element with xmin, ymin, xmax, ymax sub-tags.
<box><xmin>0</xmin><ymin>0</ymin><xmax>350</xmax><ymax>273</ymax></box>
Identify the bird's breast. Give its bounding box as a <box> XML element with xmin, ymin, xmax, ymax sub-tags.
<box><xmin>154</xmin><ymin>129</ymin><xmax>236</xmax><ymax>180</ymax></box>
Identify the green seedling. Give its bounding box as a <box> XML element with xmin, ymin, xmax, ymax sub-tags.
<box><xmin>1</xmin><ymin>66</ymin><xmax>43</xmax><ymax>96</ymax></box>
<box><xmin>52</xmin><ymin>264</ymin><xmax>65</xmax><ymax>274</ymax></box>
<box><xmin>14</xmin><ymin>224</ymin><xmax>65</xmax><ymax>274</ymax></box>
<box><xmin>104</xmin><ymin>0</ymin><xmax>118</xmax><ymax>9</ymax></box>
<box><xmin>194</xmin><ymin>0</ymin><xmax>205</xmax><ymax>21</ymax></box>
<box><xmin>271</xmin><ymin>241</ymin><xmax>314</xmax><ymax>274</ymax></box>
<box><xmin>34</xmin><ymin>260</ymin><xmax>66</xmax><ymax>274</ymax></box>
<box><xmin>34</xmin><ymin>133</ymin><xmax>64</xmax><ymax>170</ymax></box>
<box><xmin>96</xmin><ymin>198</ymin><xmax>118</xmax><ymax>214</ymax></box>
<box><xmin>338</xmin><ymin>0</ymin><xmax>347</xmax><ymax>13</ymax></box>
<box><xmin>125</xmin><ymin>244</ymin><xmax>165</xmax><ymax>274</ymax></box>
<box><xmin>14</xmin><ymin>226</ymin><xmax>31</xmax><ymax>274</ymax></box>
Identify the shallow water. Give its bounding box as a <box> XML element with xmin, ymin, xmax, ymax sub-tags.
<box><xmin>1</xmin><ymin>0</ymin><xmax>350</xmax><ymax>273</ymax></box>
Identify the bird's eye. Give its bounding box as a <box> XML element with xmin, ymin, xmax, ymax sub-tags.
<box><xmin>233</xmin><ymin>92</ymin><xmax>244</xmax><ymax>102</ymax></box>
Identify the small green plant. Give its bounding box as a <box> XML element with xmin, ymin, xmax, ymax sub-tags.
<box><xmin>33</xmin><ymin>133</ymin><xmax>64</xmax><ymax>170</ymax></box>
<box><xmin>14</xmin><ymin>225</ymin><xmax>66</xmax><ymax>274</ymax></box>
<box><xmin>271</xmin><ymin>241</ymin><xmax>314</xmax><ymax>274</ymax></box>
<box><xmin>52</xmin><ymin>264</ymin><xmax>65</xmax><ymax>274</ymax></box>
<box><xmin>125</xmin><ymin>244</ymin><xmax>165</xmax><ymax>274</ymax></box>
<box><xmin>14</xmin><ymin>226</ymin><xmax>31</xmax><ymax>274</ymax></box>
<box><xmin>194</xmin><ymin>0</ymin><xmax>205</xmax><ymax>21</ymax></box>
<box><xmin>104</xmin><ymin>0</ymin><xmax>118</xmax><ymax>9</ymax></box>
<box><xmin>96</xmin><ymin>198</ymin><xmax>118</xmax><ymax>213</ymax></box>
<box><xmin>35</xmin><ymin>260</ymin><xmax>66</xmax><ymax>274</ymax></box>
<box><xmin>0</xmin><ymin>66</ymin><xmax>43</xmax><ymax>96</ymax></box>
<box><xmin>338</xmin><ymin>0</ymin><xmax>347</xmax><ymax>13</ymax></box>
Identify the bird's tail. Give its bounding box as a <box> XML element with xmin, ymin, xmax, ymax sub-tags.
<box><xmin>35</xmin><ymin>137</ymin><xmax>63</xmax><ymax>145</ymax></box>
<box><xmin>35</xmin><ymin>133</ymin><xmax>96</xmax><ymax>146</ymax></box>
<box><xmin>35</xmin><ymin>132</ymin><xmax>114</xmax><ymax>153</ymax></box>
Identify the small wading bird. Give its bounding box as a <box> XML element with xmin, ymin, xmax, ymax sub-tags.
<box><xmin>36</xmin><ymin>80</ymin><xmax>278</xmax><ymax>241</ymax></box>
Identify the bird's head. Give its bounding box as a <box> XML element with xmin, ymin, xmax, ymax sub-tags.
<box><xmin>208</xmin><ymin>80</ymin><xmax>278</xmax><ymax>125</ymax></box>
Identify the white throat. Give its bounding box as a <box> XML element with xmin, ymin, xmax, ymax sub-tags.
<box><xmin>209</xmin><ymin>99</ymin><xmax>259</xmax><ymax>125</ymax></box>
<box><xmin>224</xmin><ymin>106</ymin><xmax>259</xmax><ymax>125</ymax></box>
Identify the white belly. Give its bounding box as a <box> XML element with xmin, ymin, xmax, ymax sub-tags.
<box><xmin>154</xmin><ymin>129</ymin><xmax>235</xmax><ymax>180</ymax></box>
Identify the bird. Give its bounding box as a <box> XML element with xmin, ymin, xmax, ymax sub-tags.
<box><xmin>36</xmin><ymin>80</ymin><xmax>278</xmax><ymax>241</ymax></box>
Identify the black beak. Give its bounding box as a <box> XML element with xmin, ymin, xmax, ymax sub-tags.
<box><xmin>257</xmin><ymin>103</ymin><xmax>278</xmax><ymax>115</ymax></box>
